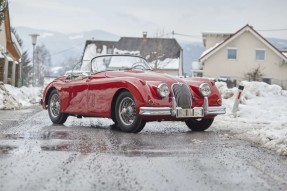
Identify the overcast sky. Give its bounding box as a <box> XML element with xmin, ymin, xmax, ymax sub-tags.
<box><xmin>9</xmin><ymin>0</ymin><xmax>287</xmax><ymax>41</ymax></box>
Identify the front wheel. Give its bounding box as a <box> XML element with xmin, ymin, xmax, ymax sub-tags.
<box><xmin>48</xmin><ymin>89</ymin><xmax>68</xmax><ymax>124</ymax></box>
<box><xmin>115</xmin><ymin>91</ymin><xmax>146</xmax><ymax>133</ymax></box>
<box><xmin>185</xmin><ymin>118</ymin><xmax>214</xmax><ymax>131</ymax></box>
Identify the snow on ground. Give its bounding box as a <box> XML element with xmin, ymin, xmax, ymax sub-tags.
<box><xmin>0</xmin><ymin>82</ymin><xmax>42</xmax><ymax>110</ymax></box>
<box><xmin>215</xmin><ymin>81</ymin><xmax>287</xmax><ymax>156</ymax></box>
<box><xmin>0</xmin><ymin>80</ymin><xmax>286</xmax><ymax>155</ymax></box>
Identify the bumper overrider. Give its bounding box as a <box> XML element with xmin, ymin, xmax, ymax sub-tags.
<box><xmin>139</xmin><ymin>97</ymin><xmax>226</xmax><ymax>118</ymax></box>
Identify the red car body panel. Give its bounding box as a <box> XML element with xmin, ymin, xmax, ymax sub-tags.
<box><xmin>42</xmin><ymin>70</ymin><xmax>222</xmax><ymax>121</ymax></box>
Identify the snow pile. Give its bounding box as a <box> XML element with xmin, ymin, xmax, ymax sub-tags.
<box><xmin>215</xmin><ymin>81</ymin><xmax>287</xmax><ymax>155</ymax></box>
<box><xmin>0</xmin><ymin>83</ymin><xmax>42</xmax><ymax>110</ymax></box>
<box><xmin>0</xmin><ymin>82</ymin><xmax>20</xmax><ymax>110</ymax></box>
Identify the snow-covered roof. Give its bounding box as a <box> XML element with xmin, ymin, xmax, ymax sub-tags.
<box><xmin>202</xmin><ymin>32</ymin><xmax>233</xmax><ymax>36</ymax></box>
<box><xmin>200</xmin><ymin>42</ymin><xmax>223</xmax><ymax>58</ymax></box>
<box><xmin>11</xmin><ymin>33</ymin><xmax>22</xmax><ymax>55</ymax></box>
<box><xmin>149</xmin><ymin>58</ymin><xmax>179</xmax><ymax>70</ymax></box>
<box><xmin>115</xmin><ymin>37</ymin><xmax>181</xmax><ymax>61</ymax></box>
<box><xmin>82</xmin><ymin>37</ymin><xmax>182</xmax><ymax>70</ymax></box>
<box><xmin>113</xmin><ymin>48</ymin><xmax>140</xmax><ymax>56</ymax></box>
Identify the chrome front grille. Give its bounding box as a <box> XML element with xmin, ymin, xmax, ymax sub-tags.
<box><xmin>172</xmin><ymin>83</ymin><xmax>192</xmax><ymax>109</ymax></box>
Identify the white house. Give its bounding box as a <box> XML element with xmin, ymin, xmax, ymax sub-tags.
<box><xmin>199</xmin><ymin>24</ymin><xmax>287</xmax><ymax>88</ymax></box>
<box><xmin>81</xmin><ymin>40</ymin><xmax>116</xmax><ymax>71</ymax></box>
<box><xmin>0</xmin><ymin>2</ymin><xmax>22</xmax><ymax>87</ymax></box>
<box><xmin>82</xmin><ymin>33</ymin><xmax>183</xmax><ymax>76</ymax></box>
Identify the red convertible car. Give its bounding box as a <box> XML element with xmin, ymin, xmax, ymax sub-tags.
<box><xmin>41</xmin><ymin>55</ymin><xmax>225</xmax><ymax>133</ymax></box>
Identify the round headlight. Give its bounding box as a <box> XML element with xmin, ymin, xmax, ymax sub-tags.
<box><xmin>199</xmin><ymin>83</ymin><xmax>211</xmax><ymax>97</ymax></box>
<box><xmin>157</xmin><ymin>83</ymin><xmax>170</xmax><ymax>98</ymax></box>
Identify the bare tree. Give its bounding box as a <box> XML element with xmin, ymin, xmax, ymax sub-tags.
<box><xmin>34</xmin><ymin>44</ymin><xmax>51</xmax><ymax>86</ymax></box>
<box><xmin>143</xmin><ymin>30</ymin><xmax>176</xmax><ymax>70</ymax></box>
<box><xmin>245</xmin><ymin>65</ymin><xmax>264</xmax><ymax>81</ymax></box>
<box><xmin>58</xmin><ymin>56</ymin><xmax>81</xmax><ymax>76</ymax></box>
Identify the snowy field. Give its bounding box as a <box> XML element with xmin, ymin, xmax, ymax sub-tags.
<box><xmin>0</xmin><ymin>81</ymin><xmax>286</xmax><ymax>155</ymax></box>
<box><xmin>215</xmin><ymin>81</ymin><xmax>287</xmax><ymax>156</ymax></box>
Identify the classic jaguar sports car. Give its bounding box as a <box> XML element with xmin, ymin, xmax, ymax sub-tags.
<box><xmin>41</xmin><ymin>55</ymin><xmax>225</xmax><ymax>133</ymax></box>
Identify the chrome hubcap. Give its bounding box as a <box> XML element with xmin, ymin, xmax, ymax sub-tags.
<box><xmin>50</xmin><ymin>94</ymin><xmax>60</xmax><ymax>118</ymax></box>
<box><xmin>119</xmin><ymin>97</ymin><xmax>136</xmax><ymax>126</ymax></box>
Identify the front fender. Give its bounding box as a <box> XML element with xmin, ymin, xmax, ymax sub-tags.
<box><xmin>181</xmin><ymin>78</ymin><xmax>222</xmax><ymax>106</ymax></box>
<box><xmin>41</xmin><ymin>78</ymin><xmax>68</xmax><ymax>109</ymax></box>
<box><xmin>107</xmin><ymin>77</ymin><xmax>172</xmax><ymax>116</ymax></box>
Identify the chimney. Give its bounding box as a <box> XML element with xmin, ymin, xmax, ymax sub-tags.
<box><xmin>143</xmin><ymin>32</ymin><xmax>147</xmax><ymax>39</ymax></box>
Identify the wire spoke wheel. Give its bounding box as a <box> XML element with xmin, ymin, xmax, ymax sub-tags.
<box><xmin>115</xmin><ymin>91</ymin><xmax>146</xmax><ymax>133</ymax></box>
<box><xmin>50</xmin><ymin>93</ymin><xmax>60</xmax><ymax>118</ymax></box>
<box><xmin>119</xmin><ymin>97</ymin><xmax>136</xmax><ymax>126</ymax></box>
<box><xmin>48</xmin><ymin>89</ymin><xmax>68</xmax><ymax>124</ymax></box>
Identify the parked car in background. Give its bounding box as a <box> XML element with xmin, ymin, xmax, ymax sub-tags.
<box><xmin>41</xmin><ymin>55</ymin><xmax>225</xmax><ymax>133</ymax></box>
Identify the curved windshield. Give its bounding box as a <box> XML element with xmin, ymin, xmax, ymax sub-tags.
<box><xmin>83</xmin><ymin>55</ymin><xmax>152</xmax><ymax>73</ymax></box>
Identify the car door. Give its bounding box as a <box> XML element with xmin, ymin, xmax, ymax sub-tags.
<box><xmin>64</xmin><ymin>77</ymin><xmax>88</xmax><ymax>115</ymax></box>
<box><xmin>86</xmin><ymin>73</ymin><xmax>113</xmax><ymax>117</ymax></box>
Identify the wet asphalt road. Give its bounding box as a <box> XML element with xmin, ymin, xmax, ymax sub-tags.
<box><xmin>0</xmin><ymin>107</ymin><xmax>287</xmax><ymax>191</ymax></box>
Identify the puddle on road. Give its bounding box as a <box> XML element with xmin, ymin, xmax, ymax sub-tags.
<box><xmin>0</xmin><ymin>124</ymin><xmax>228</xmax><ymax>157</ymax></box>
<box><xmin>0</xmin><ymin>131</ymin><xmax>72</xmax><ymax>141</ymax></box>
<box><xmin>0</xmin><ymin>145</ymin><xmax>18</xmax><ymax>154</ymax></box>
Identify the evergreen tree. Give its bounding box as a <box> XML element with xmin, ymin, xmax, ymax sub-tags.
<box><xmin>21</xmin><ymin>51</ymin><xmax>32</xmax><ymax>86</ymax></box>
<box><xmin>12</xmin><ymin>28</ymin><xmax>32</xmax><ymax>86</ymax></box>
<box><xmin>0</xmin><ymin>0</ymin><xmax>7</xmax><ymax>26</ymax></box>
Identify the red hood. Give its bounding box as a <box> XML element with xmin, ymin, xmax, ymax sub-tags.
<box><xmin>105</xmin><ymin>70</ymin><xmax>181</xmax><ymax>85</ymax></box>
<box><xmin>104</xmin><ymin>70</ymin><xmax>216</xmax><ymax>104</ymax></box>
<box><xmin>104</xmin><ymin>70</ymin><xmax>211</xmax><ymax>88</ymax></box>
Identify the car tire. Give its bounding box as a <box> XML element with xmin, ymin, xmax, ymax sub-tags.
<box><xmin>48</xmin><ymin>89</ymin><xmax>68</xmax><ymax>124</ymax></box>
<box><xmin>115</xmin><ymin>91</ymin><xmax>146</xmax><ymax>133</ymax></box>
<box><xmin>185</xmin><ymin>118</ymin><xmax>214</xmax><ymax>131</ymax></box>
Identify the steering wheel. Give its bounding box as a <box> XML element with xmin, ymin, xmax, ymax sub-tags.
<box><xmin>132</xmin><ymin>62</ymin><xmax>146</xmax><ymax>70</ymax></box>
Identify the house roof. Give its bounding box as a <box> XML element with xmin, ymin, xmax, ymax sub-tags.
<box><xmin>81</xmin><ymin>40</ymin><xmax>117</xmax><ymax>61</ymax></box>
<box><xmin>4</xmin><ymin>3</ymin><xmax>21</xmax><ymax>60</ymax></box>
<box><xmin>81</xmin><ymin>36</ymin><xmax>183</xmax><ymax>71</ymax></box>
<box><xmin>199</xmin><ymin>24</ymin><xmax>287</xmax><ymax>62</ymax></box>
<box><xmin>84</xmin><ymin>40</ymin><xmax>117</xmax><ymax>49</ymax></box>
<box><xmin>114</xmin><ymin>37</ymin><xmax>182</xmax><ymax>59</ymax></box>
<box><xmin>83</xmin><ymin>40</ymin><xmax>116</xmax><ymax>53</ymax></box>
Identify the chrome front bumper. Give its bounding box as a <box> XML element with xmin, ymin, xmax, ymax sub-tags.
<box><xmin>139</xmin><ymin>97</ymin><xmax>226</xmax><ymax>117</ymax></box>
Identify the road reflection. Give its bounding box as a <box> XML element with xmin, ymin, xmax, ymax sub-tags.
<box><xmin>0</xmin><ymin>122</ymin><xmax>225</xmax><ymax>157</ymax></box>
<box><xmin>38</xmin><ymin>123</ymin><xmax>220</xmax><ymax>157</ymax></box>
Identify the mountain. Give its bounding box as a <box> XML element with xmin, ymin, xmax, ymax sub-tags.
<box><xmin>267</xmin><ymin>38</ymin><xmax>287</xmax><ymax>51</ymax></box>
<box><xmin>16</xmin><ymin>27</ymin><xmax>205</xmax><ymax>76</ymax></box>
<box><xmin>178</xmin><ymin>40</ymin><xmax>205</xmax><ymax>76</ymax></box>
<box><xmin>16</xmin><ymin>27</ymin><xmax>286</xmax><ymax>77</ymax></box>
<box><xmin>16</xmin><ymin>27</ymin><xmax>120</xmax><ymax>67</ymax></box>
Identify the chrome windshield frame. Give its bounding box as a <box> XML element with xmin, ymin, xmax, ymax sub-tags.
<box><xmin>88</xmin><ymin>54</ymin><xmax>152</xmax><ymax>73</ymax></box>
